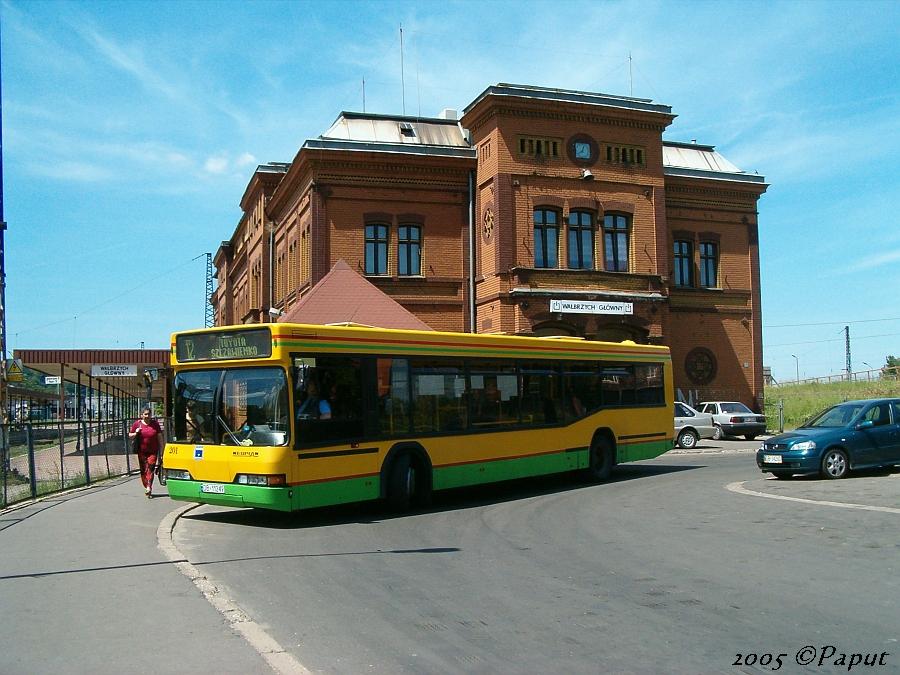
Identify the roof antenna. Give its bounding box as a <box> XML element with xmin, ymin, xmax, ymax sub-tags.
<box><xmin>400</xmin><ymin>24</ymin><xmax>406</xmax><ymax>115</ymax></box>
<box><xmin>628</xmin><ymin>51</ymin><xmax>633</xmax><ymax>96</ymax></box>
<box><xmin>362</xmin><ymin>78</ymin><xmax>366</xmax><ymax>113</ymax></box>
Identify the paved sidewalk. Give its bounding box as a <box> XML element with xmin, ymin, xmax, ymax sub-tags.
<box><xmin>0</xmin><ymin>477</ymin><xmax>270</xmax><ymax>675</ymax></box>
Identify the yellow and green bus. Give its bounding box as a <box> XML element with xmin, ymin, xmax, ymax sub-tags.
<box><xmin>163</xmin><ymin>323</ymin><xmax>674</xmax><ymax>512</ymax></box>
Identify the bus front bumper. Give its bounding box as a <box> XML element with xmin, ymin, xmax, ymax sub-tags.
<box><xmin>166</xmin><ymin>479</ymin><xmax>294</xmax><ymax>511</ymax></box>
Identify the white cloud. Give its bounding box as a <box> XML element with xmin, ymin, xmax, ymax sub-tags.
<box><xmin>28</xmin><ymin>160</ymin><xmax>114</xmax><ymax>182</ymax></box>
<box><xmin>236</xmin><ymin>152</ymin><xmax>257</xmax><ymax>168</ymax></box>
<box><xmin>204</xmin><ymin>156</ymin><xmax>230</xmax><ymax>175</ymax></box>
<box><xmin>847</xmin><ymin>249</ymin><xmax>900</xmax><ymax>273</ymax></box>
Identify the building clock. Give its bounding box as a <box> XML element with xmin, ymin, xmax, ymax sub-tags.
<box><xmin>574</xmin><ymin>142</ymin><xmax>592</xmax><ymax>160</ymax></box>
<box><xmin>567</xmin><ymin>135</ymin><xmax>597</xmax><ymax>166</ymax></box>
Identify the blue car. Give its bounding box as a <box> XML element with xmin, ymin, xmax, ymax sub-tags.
<box><xmin>757</xmin><ymin>398</ymin><xmax>900</xmax><ymax>479</ymax></box>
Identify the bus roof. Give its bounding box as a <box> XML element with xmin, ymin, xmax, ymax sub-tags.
<box><xmin>171</xmin><ymin>322</ymin><xmax>671</xmax><ymax>365</ymax></box>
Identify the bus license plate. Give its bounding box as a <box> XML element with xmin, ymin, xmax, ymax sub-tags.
<box><xmin>764</xmin><ymin>454</ymin><xmax>782</xmax><ymax>464</ymax></box>
<box><xmin>201</xmin><ymin>483</ymin><xmax>226</xmax><ymax>494</ymax></box>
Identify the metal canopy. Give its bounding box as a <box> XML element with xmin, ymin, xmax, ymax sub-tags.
<box><xmin>12</xmin><ymin>348</ymin><xmax>170</xmax><ymax>402</ymax></box>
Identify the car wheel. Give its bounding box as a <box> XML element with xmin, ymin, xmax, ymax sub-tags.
<box><xmin>745</xmin><ymin>434</ymin><xmax>758</xmax><ymax>441</ymax></box>
<box><xmin>820</xmin><ymin>448</ymin><xmax>849</xmax><ymax>479</ymax></box>
<box><xmin>712</xmin><ymin>424</ymin><xmax>724</xmax><ymax>441</ymax></box>
<box><xmin>677</xmin><ymin>429</ymin><xmax>698</xmax><ymax>450</ymax></box>
<box><xmin>771</xmin><ymin>471</ymin><xmax>794</xmax><ymax>480</ymax></box>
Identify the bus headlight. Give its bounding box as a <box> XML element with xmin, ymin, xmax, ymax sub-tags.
<box><xmin>235</xmin><ymin>474</ymin><xmax>286</xmax><ymax>486</ymax></box>
<box><xmin>165</xmin><ymin>469</ymin><xmax>192</xmax><ymax>480</ymax></box>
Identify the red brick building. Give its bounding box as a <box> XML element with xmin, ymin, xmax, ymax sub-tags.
<box><xmin>212</xmin><ymin>84</ymin><xmax>767</xmax><ymax>409</ymax></box>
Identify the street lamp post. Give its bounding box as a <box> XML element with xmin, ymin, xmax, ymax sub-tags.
<box><xmin>791</xmin><ymin>354</ymin><xmax>799</xmax><ymax>383</ymax></box>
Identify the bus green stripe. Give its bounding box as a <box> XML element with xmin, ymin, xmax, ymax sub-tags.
<box><xmin>433</xmin><ymin>448</ymin><xmax>588</xmax><ymax>489</ymax></box>
<box><xmin>617</xmin><ymin>439</ymin><xmax>672</xmax><ymax>463</ymax></box>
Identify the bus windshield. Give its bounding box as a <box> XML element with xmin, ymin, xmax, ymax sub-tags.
<box><xmin>171</xmin><ymin>366</ymin><xmax>290</xmax><ymax>446</ymax></box>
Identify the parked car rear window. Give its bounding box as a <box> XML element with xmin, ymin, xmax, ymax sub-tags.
<box><xmin>720</xmin><ymin>403</ymin><xmax>752</xmax><ymax>414</ymax></box>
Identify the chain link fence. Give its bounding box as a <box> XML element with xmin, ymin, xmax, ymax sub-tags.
<box><xmin>0</xmin><ymin>419</ymin><xmax>167</xmax><ymax>508</ymax></box>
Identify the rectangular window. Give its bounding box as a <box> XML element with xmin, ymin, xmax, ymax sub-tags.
<box><xmin>468</xmin><ymin>361</ymin><xmax>519</xmax><ymax>429</ymax></box>
<box><xmin>534</xmin><ymin>208</ymin><xmax>559</xmax><ymax>268</ymax></box>
<box><xmin>410</xmin><ymin>359</ymin><xmax>467</xmax><ymax>433</ymax></box>
<box><xmin>674</xmin><ymin>240</ymin><xmax>693</xmax><ymax>287</ymax></box>
<box><xmin>519</xmin><ymin>362</ymin><xmax>563</xmax><ymax>426</ymax></box>
<box><xmin>635</xmin><ymin>364</ymin><xmax>664</xmax><ymax>404</ymax></box>
<box><xmin>600</xmin><ymin>365</ymin><xmax>635</xmax><ymax>406</ymax></box>
<box><xmin>398</xmin><ymin>224</ymin><xmax>421</xmax><ymax>276</ymax></box>
<box><xmin>567</xmin><ymin>211</ymin><xmax>595</xmax><ymax>270</ymax></box>
<box><xmin>603</xmin><ymin>144</ymin><xmax>646</xmax><ymax>167</ymax></box>
<box><xmin>293</xmin><ymin>355</ymin><xmax>365</xmax><ymax>446</ymax></box>
<box><xmin>375</xmin><ymin>358</ymin><xmax>411</xmax><ymax>436</ymax></box>
<box><xmin>699</xmin><ymin>241</ymin><xmax>718</xmax><ymax>288</ymax></box>
<box><xmin>517</xmin><ymin>135</ymin><xmax>563</xmax><ymax>159</ymax></box>
<box><xmin>365</xmin><ymin>224</ymin><xmax>388</xmax><ymax>275</ymax></box>
<box><xmin>603</xmin><ymin>214</ymin><xmax>630</xmax><ymax>273</ymax></box>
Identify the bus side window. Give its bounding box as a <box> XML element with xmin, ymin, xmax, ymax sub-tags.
<box><xmin>295</xmin><ymin>357</ymin><xmax>365</xmax><ymax>445</ymax></box>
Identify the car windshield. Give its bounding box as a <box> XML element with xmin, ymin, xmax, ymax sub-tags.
<box><xmin>171</xmin><ymin>366</ymin><xmax>290</xmax><ymax>445</ymax></box>
<box><xmin>801</xmin><ymin>403</ymin><xmax>865</xmax><ymax>429</ymax></box>
<box><xmin>720</xmin><ymin>402</ymin><xmax>752</xmax><ymax>414</ymax></box>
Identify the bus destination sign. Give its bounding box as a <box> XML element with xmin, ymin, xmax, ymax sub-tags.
<box><xmin>176</xmin><ymin>328</ymin><xmax>272</xmax><ymax>362</ymax></box>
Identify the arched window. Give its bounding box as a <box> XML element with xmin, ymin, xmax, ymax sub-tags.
<box><xmin>364</xmin><ymin>223</ymin><xmax>388</xmax><ymax>275</ymax></box>
<box><xmin>567</xmin><ymin>210</ymin><xmax>594</xmax><ymax>269</ymax></box>
<box><xmin>699</xmin><ymin>241</ymin><xmax>718</xmax><ymax>287</ymax></box>
<box><xmin>533</xmin><ymin>208</ymin><xmax>559</xmax><ymax>268</ymax></box>
<box><xmin>603</xmin><ymin>213</ymin><xmax>630</xmax><ymax>272</ymax></box>
<box><xmin>674</xmin><ymin>239</ymin><xmax>693</xmax><ymax>287</ymax></box>
<box><xmin>398</xmin><ymin>224</ymin><xmax>421</xmax><ymax>276</ymax></box>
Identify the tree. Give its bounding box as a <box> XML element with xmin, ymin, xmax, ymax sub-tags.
<box><xmin>884</xmin><ymin>355</ymin><xmax>900</xmax><ymax>379</ymax></box>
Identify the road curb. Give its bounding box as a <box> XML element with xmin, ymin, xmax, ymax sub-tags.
<box><xmin>157</xmin><ymin>504</ymin><xmax>313</xmax><ymax>675</ymax></box>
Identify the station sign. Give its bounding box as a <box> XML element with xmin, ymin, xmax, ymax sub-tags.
<box><xmin>44</xmin><ymin>376</ymin><xmax>62</xmax><ymax>385</ymax></box>
<box><xmin>91</xmin><ymin>365</ymin><xmax>138</xmax><ymax>377</ymax></box>
<box><xmin>550</xmin><ymin>299</ymin><xmax>633</xmax><ymax>315</ymax></box>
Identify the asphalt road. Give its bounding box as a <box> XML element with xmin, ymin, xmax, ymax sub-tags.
<box><xmin>172</xmin><ymin>440</ymin><xmax>900</xmax><ymax>674</ymax></box>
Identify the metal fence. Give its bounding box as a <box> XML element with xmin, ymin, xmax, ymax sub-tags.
<box><xmin>0</xmin><ymin>419</ymin><xmax>166</xmax><ymax>508</ymax></box>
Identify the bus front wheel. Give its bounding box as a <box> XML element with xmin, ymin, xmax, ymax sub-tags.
<box><xmin>586</xmin><ymin>435</ymin><xmax>614</xmax><ymax>482</ymax></box>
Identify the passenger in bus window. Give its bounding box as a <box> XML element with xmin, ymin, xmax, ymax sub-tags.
<box><xmin>297</xmin><ymin>376</ymin><xmax>332</xmax><ymax>420</ymax></box>
<box><xmin>186</xmin><ymin>401</ymin><xmax>205</xmax><ymax>443</ymax></box>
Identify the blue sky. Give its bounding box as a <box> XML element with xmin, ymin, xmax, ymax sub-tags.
<box><xmin>2</xmin><ymin>0</ymin><xmax>898</xmax><ymax>383</ymax></box>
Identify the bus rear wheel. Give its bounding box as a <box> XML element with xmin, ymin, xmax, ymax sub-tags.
<box><xmin>586</xmin><ymin>435</ymin><xmax>614</xmax><ymax>482</ymax></box>
<box><xmin>386</xmin><ymin>454</ymin><xmax>429</xmax><ymax>511</ymax></box>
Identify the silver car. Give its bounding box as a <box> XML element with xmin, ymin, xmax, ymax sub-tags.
<box><xmin>674</xmin><ymin>402</ymin><xmax>716</xmax><ymax>449</ymax></box>
<box><xmin>697</xmin><ymin>401</ymin><xmax>767</xmax><ymax>440</ymax></box>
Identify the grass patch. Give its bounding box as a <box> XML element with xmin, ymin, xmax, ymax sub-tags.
<box><xmin>765</xmin><ymin>378</ymin><xmax>900</xmax><ymax>430</ymax></box>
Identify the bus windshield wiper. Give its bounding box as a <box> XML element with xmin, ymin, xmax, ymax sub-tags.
<box><xmin>216</xmin><ymin>414</ymin><xmax>243</xmax><ymax>445</ymax></box>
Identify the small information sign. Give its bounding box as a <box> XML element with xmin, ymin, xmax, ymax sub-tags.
<box><xmin>44</xmin><ymin>376</ymin><xmax>62</xmax><ymax>385</ymax></box>
<box><xmin>91</xmin><ymin>365</ymin><xmax>138</xmax><ymax>377</ymax></box>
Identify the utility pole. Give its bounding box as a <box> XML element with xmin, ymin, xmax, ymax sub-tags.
<box><xmin>204</xmin><ymin>252</ymin><xmax>215</xmax><ymax>327</ymax></box>
<box><xmin>0</xmin><ymin>24</ymin><xmax>9</xmax><ymax>429</ymax></box>
<box><xmin>845</xmin><ymin>325</ymin><xmax>851</xmax><ymax>376</ymax></box>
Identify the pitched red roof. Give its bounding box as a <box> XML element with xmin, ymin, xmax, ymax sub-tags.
<box><xmin>279</xmin><ymin>260</ymin><xmax>434</xmax><ymax>331</ymax></box>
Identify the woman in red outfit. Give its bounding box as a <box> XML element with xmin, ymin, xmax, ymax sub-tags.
<box><xmin>129</xmin><ymin>408</ymin><xmax>163</xmax><ymax>497</ymax></box>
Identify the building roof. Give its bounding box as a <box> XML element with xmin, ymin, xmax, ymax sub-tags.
<box><xmin>302</xmin><ymin>111</ymin><xmax>476</xmax><ymax>159</ymax></box>
<box><xmin>662</xmin><ymin>140</ymin><xmax>766</xmax><ymax>184</ymax></box>
<box><xmin>278</xmin><ymin>260</ymin><xmax>435</xmax><ymax>331</ymax></box>
<box><xmin>463</xmin><ymin>83</ymin><xmax>674</xmax><ymax>116</ymax></box>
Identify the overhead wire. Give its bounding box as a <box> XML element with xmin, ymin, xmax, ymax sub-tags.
<box><xmin>14</xmin><ymin>254</ymin><xmax>207</xmax><ymax>338</ymax></box>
